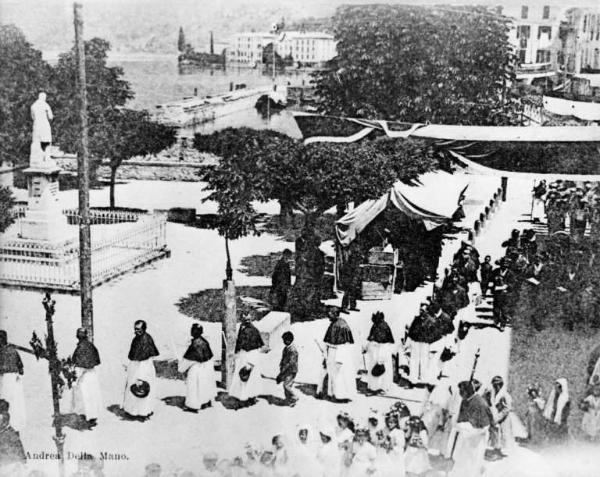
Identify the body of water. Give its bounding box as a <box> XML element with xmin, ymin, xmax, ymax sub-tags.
<box><xmin>108</xmin><ymin>54</ymin><xmax>308</xmax><ymax>138</ymax></box>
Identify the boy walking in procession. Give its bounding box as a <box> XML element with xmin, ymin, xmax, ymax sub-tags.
<box><xmin>276</xmin><ymin>332</ymin><xmax>298</xmax><ymax>406</ymax></box>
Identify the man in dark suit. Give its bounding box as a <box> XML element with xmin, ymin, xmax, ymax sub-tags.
<box><xmin>271</xmin><ymin>249</ymin><xmax>293</xmax><ymax>311</ymax></box>
<box><xmin>276</xmin><ymin>332</ymin><xmax>299</xmax><ymax>406</ymax></box>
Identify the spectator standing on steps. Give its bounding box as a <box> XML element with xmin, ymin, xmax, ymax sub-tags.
<box><xmin>270</xmin><ymin>249</ymin><xmax>293</xmax><ymax>312</ymax></box>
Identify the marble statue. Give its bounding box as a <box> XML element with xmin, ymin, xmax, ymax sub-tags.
<box><xmin>30</xmin><ymin>93</ymin><xmax>54</xmax><ymax>166</ymax></box>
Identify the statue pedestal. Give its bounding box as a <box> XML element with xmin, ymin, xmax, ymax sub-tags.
<box><xmin>20</xmin><ymin>162</ymin><xmax>69</xmax><ymax>242</ymax></box>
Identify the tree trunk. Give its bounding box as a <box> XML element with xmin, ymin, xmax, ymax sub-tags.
<box><xmin>109</xmin><ymin>165</ymin><xmax>118</xmax><ymax>209</ymax></box>
<box><xmin>224</xmin><ymin>233</ymin><xmax>233</xmax><ymax>281</ymax></box>
<box><xmin>278</xmin><ymin>199</ymin><xmax>294</xmax><ymax>226</ymax></box>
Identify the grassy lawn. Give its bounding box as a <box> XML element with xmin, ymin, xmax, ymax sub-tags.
<box><xmin>509</xmin><ymin>303</ymin><xmax>600</xmax><ymax>440</ymax></box>
<box><xmin>176</xmin><ymin>286</ymin><xmax>272</xmax><ymax>323</ymax></box>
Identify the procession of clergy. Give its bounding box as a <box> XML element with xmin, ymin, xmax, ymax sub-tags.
<box><xmin>0</xmin><ymin>219</ymin><xmax>588</xmax><ymax>476</ymax></box>
<box><xmin>1</xmin><ymin>288</ymin><xmax>518</xmax><ymax>477</ymax></box>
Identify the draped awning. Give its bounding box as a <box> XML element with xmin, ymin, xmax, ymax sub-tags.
<box><xmin>293</xmin><ymin>112</ymin><xmax>600</xmax><ymax>143</ymax></box>
<box><xmin>335</xmin><ymin>171</ymin><xmax>468</xmax><ymax>246</ymax></box>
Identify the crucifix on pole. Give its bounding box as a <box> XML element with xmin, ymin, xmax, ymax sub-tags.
<box><xmin>29</xmin><ymin>293</ymin><xmax>67</xmax><ymax>477</ymax></box>
<box><xmin>73</xmin><ymin>1</ymin><xmax>94</xmax><ymax>342</ymax></box>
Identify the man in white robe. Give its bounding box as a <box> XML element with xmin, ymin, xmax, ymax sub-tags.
<box><xmin>0</xmin><ymin>331</ymin><xmax>25</xmax><ymax>432</ymax></box>
<box><xmin>364</xmin><ymin>311</ymin><xmax>395</xmax><ymax>394</ymax></box>
<box><xmin>70</xmin><ymin>328</ymin><xmax>101</xmax><ymax>427</ymax></box>
<box><xmin>229</xmin><ymin>315</ymin><xmax>265</xmax><ymax>406</ymax></box>
<box><xmin>486</xmin><ymin>376</ymin><xmax>514</xmax><ymax>459</ymax></box>
<box><xmin>178</xmin><ymin>324</ymin><xmax>216</xmax><ymax>412</ymax></box>
<box><xmin>447</xmin><ymin>381</ymin><xmax>493</xmax><ymax>477</ymax></box>
<box><xmin>323</xmin><ymin>309</ymin><xmax>356</xmax><ymax>402</ymax></box>
<box><xmin>122</xmin><ymin>320</ymin><xmax>159</xmax><ymax>421</ymax></box>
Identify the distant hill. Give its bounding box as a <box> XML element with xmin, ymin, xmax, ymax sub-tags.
<box><xmin>2</xmin><ymin>0</ymin><xmax>598</xmax><ymax>55</ymax></box>
<box><xmin>0</xmin><ymin>0</ymin><xmax>340</xmax><ymax>54</ymax></box>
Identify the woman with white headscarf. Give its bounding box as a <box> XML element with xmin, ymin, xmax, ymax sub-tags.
<box><xmin>289</xmin><ymin>424</ymin><xmax>320</xmax><ymax>477</ymax></box>
<box><xmin>317</xmin><ymin>424</ymin><xmax>342</xmax><ymax>477</ymax></box>
<box><xmin>542</xmin><ymin>378</ymin><xmax>570</xmax><ymax>443</ymax></box>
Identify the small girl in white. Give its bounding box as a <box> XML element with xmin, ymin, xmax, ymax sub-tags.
<box><xmin>581</xmin><ymin>384</ymin><xmax>600</xmax><ymax>441</ymax></box>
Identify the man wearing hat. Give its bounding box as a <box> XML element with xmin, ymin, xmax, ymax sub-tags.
<box><xmin>123</xmin><ymin>320</ymin><xmax>159</xmax><ymax>421</ymax></box>
<box><xmin>321</xmin><ymin>307</ymin><xmax>356</xmax><ymax>402</ymax></box>
<box><xmin>276</xmin><ymin>331</ymin><xmax>298</xmax><ymax>406</ymax></box>
<box><xmin>0</xmin><ymin>330</ymin><xmax>25</xmax><ymax>432</ymax></box>
<box><xmin>531</xmin><ymin>180</ymin><xmax>546</xmax><ymax>223</ymax></box>
<box><xmin>229</xmin><ymin>314</ymin><xmax>264</xmax><ymax>406</ymax></box>
<box><xmin>70</xmin><ymin>328</ymin><xmax>101</xmax><ymax>427</ymax></box>
<box><xmin>0</xmin><ymin>399</ymin><xmax>26</xmax><ymax>475</ymax></box>
<box><xmin>179</xmin><ymin>324</ymin><xmax>216</xmax><ymax>412</ymax></box>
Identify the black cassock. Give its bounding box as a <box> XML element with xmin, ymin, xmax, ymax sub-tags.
<box><xmin>324</xmin><ymin>318</ymin><xmax>354</xmax><ymax>345</ymax></box>
<box><xmin>72</xmin><ymin>340</ymin><xmax>101</xmax><ymax>369</ymax></box>
<box><xmin>128</xmin><ymin>333</ymin><xmax>159</xmax><ymax>361</ymax></box>
<box><xmin>367</xmin><ymin>320</ymin><xmax>395</xmax><ymax>344</ymax></box>
<box><xmin>235</xmin><ymin>324</ymin><xmax>264</xmax><ymax>353</ymax></box>
<box><xmin>183</xmin><ymin>337</ymin><xmax>213</xmax><ymax>363</ymax></box>
<box><xmin>0</xmin><ymin>346</ymin><xmax>23</xmax><ymax>374</ymax></box>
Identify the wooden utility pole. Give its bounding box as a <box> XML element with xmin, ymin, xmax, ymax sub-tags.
<box><xmin>221</xmin><ymin>234</ymin><xmax>237</xmax><ymax>389</ymax></box>
<box><xmin>42</xmin><ymin>293</ymin><xmax>66</xmax><ymax>477</ymax></box>
<box><xmin>73</xmin><ymin>2</ymin><xmax>94</xmax><ymax>341</ymax></box>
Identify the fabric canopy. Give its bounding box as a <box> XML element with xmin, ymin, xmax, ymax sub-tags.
<box><xmin>450</xmin><ymin>150</ymin><xmax>600</xmax><ymax>181</ymax></box>
<box><xmin>335</xmin><ymin>171</ymin><xmax>468</xmax><ymax>246</ymax></box>
<box><xmin>543</xmin><ymin>95</ymin><xmax>600</xmax><ymax>122</ymax></box>
<box><xmin>293</xmin><ymin>112</ymin><xmax>600</xmax><ymax>143</ymax></box>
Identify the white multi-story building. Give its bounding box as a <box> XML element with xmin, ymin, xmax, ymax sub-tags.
<box><xmin>227</xmin><ymin>32</ymin><xmax>276</xmax><ymax>65</ymax></box>
<box><xmin>228</xmin><ymin>31</ymin><xmax>337</xmax><ymax>66</ymax></box>
<box><xmin>275</xmin><ymin>31</ymin><xmax>337</xmax><ymax>65</ymax></box>
<box><xmin>503</xmin><ymin>2</ymin><xmax>564</xmax><ymax>69</ymax></box>
<box><xmin>562</xmin><ymin>7</ymin><xmax>600</xmax><ymax>74</ymax></box>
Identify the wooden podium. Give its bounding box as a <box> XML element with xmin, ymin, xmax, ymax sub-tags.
<box><xmin>360</xmin><ymin>247</ymin><xmax>398</xmax><ymax>300</ymax></box>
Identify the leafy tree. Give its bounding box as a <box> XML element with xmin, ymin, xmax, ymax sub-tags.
<box><xmin>50</xmin><ymin>37</ymin><xmax>134</xmax><ymax>166</ymax></box>
<box><xmin>195</xmin><ymin>128</ymin><xmax>302</xmax><ymax>221</ymax></box>
<box><xmin>262</xmin><ymin>42</ymin><xmax>285</xmax><ymax>70</ymax></box>
<box><xmin>195</xmin><ymin>128</ymin><xmax>438</xmax><ymax>227</ymax></box>
<box><xmin>102</xmin><ymin>109</ymin><xmax>177</xmax><ymax>208</ymax></box>
<box><xmin>50</xmin><ymin>38</ymin><xmax>175</xmax><ymax>206</ymax></box>
<box><xmin>178</xmin><ymin>27</ymin><xmax>186</xmax><ymax>53</ymax></box>
<box><xmin>313</xmin><ymin>4</ymin><xmax>517</xmax><ymax>125</ymax></box>
<box><xmin>0</xmin><ymin>25</ymin><xmax>51</xmax><ymax>166</ymax></box>
<box><xmin>0</xmin><ymin>186</ymin><xmax>16</xmax><ymax>233</ymax></box>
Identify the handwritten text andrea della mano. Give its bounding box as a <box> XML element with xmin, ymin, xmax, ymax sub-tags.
<box><xmin>26</xmin><ymin>451</ymin><xmax>129</xmax><ymax>461</ymax></box>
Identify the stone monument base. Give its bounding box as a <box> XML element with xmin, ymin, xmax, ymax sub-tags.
<box><xmin>19</xmin><ymin>209</ymin><xmax>69</xmax><ymax>243</ymax></box>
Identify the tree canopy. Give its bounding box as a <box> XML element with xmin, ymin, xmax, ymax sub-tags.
<box><xmin>0</xmin><ymin>26</ymin><xmax>176</xmax><ymax>207</ymax></box>
<box><xmin>313</xmin><ymin>4</ymin><xmax>517</xmax><ymax>125</ymax></box>
<box><xmin>0</xmin><ymin>25</ymin><xmax>51</xmax><ymax>166</ymax></box>
<box><xmin>0</xmin><ymin>186</ymin><xmax>16</xmax><ymax>233</ymax></box>
<box><xmin>194</xmin><ymin>128</ymin><xmax>439</xmax><ymax>235</ymax></box>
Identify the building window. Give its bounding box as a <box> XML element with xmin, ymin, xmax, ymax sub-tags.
<box><xmin>517</xmin><ymin>25</ymin><xmax>531</xmax><ymax>39</ymax></box>
<box><xmin>538</xmin><ymin>26</ymin><xmax>552</xmax><ymax>39</ymax></box>
<box><xmin>521</xmin><ymin>6</ymin><xmax>528</xmax><ymax>19</ymax></box>
<box><xmin>518</xmin><ymin>49</ymin><xmax>526</xmax><ymax>63</ymax></box>
<box><xmin>583</xmin><ymin>15</ymin><xmax>587</xmax><ymax>32</ymax></box>
<box><xmin>536</xmin><ymin>49</ymin><xmax>551</xmax><ymax>63</ymax></box>
<box><xmin>542</xmin><ymin>6</ymin><xmax>550</xmax><ymax>20</ymax></box>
